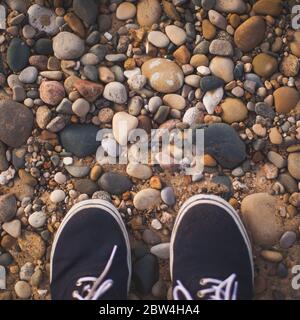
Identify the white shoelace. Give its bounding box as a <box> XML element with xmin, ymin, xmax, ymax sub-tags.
<box><xmin>72</xmin><ymin>245</ymin><xmax>117</xmax><ymax>300</ymax></box>
<box><xmin>173</xmin><ymin>273</ymin><xmax>238</xmax><ymax>300</ymax></box>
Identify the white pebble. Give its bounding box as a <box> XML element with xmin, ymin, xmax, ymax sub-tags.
<box><xmin>28</xmin><ymin>211</ymin><xmax>47</xmax><ymax>228</ymax></box>
<box><xmin>63</xmin><ymin>157</ymin><xmax>73</xmax><ymax>165</ymax></box>
<box><xmin>50</xmin><ymin>190</ymin><xmax>66</xmax><ymax>203</ymax></box>
<box><xmin>197</xmin><ymin>66</ymin><xmax>211</xmax><ymax>76</ymax></box>
<box><xmin>151</xmin><ymin>219</ymin><xmax>162</xmax><ymax>230</ymax></box>
<box><xmin>54</xmin><ymin>172</ymin><xmax>67</xmax><ymax>184</ymax></box>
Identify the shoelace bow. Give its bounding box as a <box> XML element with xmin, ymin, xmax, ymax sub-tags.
<box><xmin>72</xmin><ymin>245</ymin><xmax>117</xmax><ymax>300</ymax></box>
<box><xmin>173</xmin><ymin>273</ymin><xmax>238</xmax><ymax>300</ymax></box>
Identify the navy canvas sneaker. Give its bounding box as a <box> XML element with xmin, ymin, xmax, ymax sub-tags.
<box><xmin>50</xmin><ymin>200</ymin><xmax>131</xmax><ymax>300</ymax></box>
<box><xmin>170</xmin><ymin>195</ymin><xmax>253</xmax><ymax>300</ymax></box>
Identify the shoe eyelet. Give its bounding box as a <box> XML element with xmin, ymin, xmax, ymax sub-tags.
<box><xmin>199</xmin><ymin>278</ymin><xmax>205</xmax><ymax>286</ymax></box>
<box><xmin>197</xmin><ymin>290</ymin><xmax>205</xmax><ymax>298</ymax></box>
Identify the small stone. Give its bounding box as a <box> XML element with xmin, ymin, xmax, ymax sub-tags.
<box><xmin>255</xmin><ymin>102</ymin><xmax>276</xmax><ymax>120</ymax></box>
<box><xmin>50</xmin><ymin>190</ymin><xmax>66</xmax><ymax>203</ymax></box>
<box><xmin>253</xmin><ymin>0</ymin><xmax>283</xmax><ymax>17</ymax></box>
<box><xmin>40</xmin><ymin>81</ymin><xmax>65</xmax><ymax>106</ymax></box>
<box><xmin>203</xmin><ymin>87</ymin><xmax>224</xmax><ymax>114</ymax></box>
<box><xmin>64</xmin><ymin>12</ymin><xmax>86</xmax><ymax>38</ymax></box>
<box><xmin>34</xmin><ymin>38</ymin><xmax>53</xmax><ymax>56</ymax></box>
<box><xmin>263</xmin><ymin>163</ymin><xmax>278</xmax><ymax>180</ymax></box>
<box><xmin>288</xmin><ymin>152</ymin><xmax>300</xmax><ymax>181</ymax></box>
<box><xmin>151</xmin><ymin>219</ymin><xmax>162</xmax><ymax>230</ymax></box>
<box><xmin>154</xmin><ymin>105</ymin><xmax>170</xmax><ymax>124</ymax></box>
<box><xmin>30</xmin><ymin>269</ymin><xmax>43</xmax><ymax>287</ymax></box>
<box><xmin>274</xmin><ymin>87</ymin><xmax>299</xmax><ymax>114</ymax></box>
<box><xmin>252</xmin><ymin>123</ymin><xmax>266</xmax><ymax>137</ymax></box>
<box><xmin>75</xmin><ymin>179</ymin><xmax>98</xmax><ymax>196</ymax></box>
<box><xmin>65</xmin><ymin>165</ymin><xmax>90</xmax><ymax>178</ymax></box>
<box><xmin>261</xmin><ymin>250</ymin><xmax>283</xmax><ymax>263</ymax></box>
<box><xmin>134</xmin><ymin>188</ymin><xmax>161</xmax><ymax>210</ymax></box>
<box><xmin>210</xmin><ymin>57</ymin><xmax>234</xmax><ymax>83</ymax></box>
<box><xmin>204</xmin><ymin>123</ymin><xmax>246</xmax><ymax>169</ymax></box>
<box><xmin>128</xmin><ymin>74</ymin><xmax>147</xmax><ymax>91</ymax></box>
<box><xmin>54</xmin><ymin>172</ymin><xmax>67</xmax><ymax>184</ymax></box>
<box><xmin>98</xmin><ymin>66</ymin><xmax>115</xmax><ymax>83</ymax></box>
<box><xmin>128</xmin><ymin>96</ymin><xmax>143</xmax><ymax>116</ymax></box>
<box><xmin>150</xmin><ymin>243</ymin><xmax>170</xmax><ymax>260</ymax></box>
<box><xmin>46</xmin><ymin>116</ymin><xmax>65</xmax><ymax>133</ymax></box>
<box><xmin>201</xmin><ymin>0</ymin><xmax>216</xmax><ymax>10</ymax></box>
<box><xmin>279</xmin><ymin>231</ymin><xmax>297</xmax><ymax>249</ymax></box>
<box><xmin>103</xmin><ymin>82</ymin><xmax>127</xmax><ymax>104</ymax></box>
<box><xmin>20</xmin><ymin>262</ymin><xmax>34</xmax><ymax>281</ymax></box>
<box><xmin>12</xmin><ymin>85</ymin><xmax>26</xmax><ymax>102</ymax></box>
<box><xmin>241</xmin><ymin>193</ymin><xmax>282</xmax><ymax>246</ymax></box>
<box><xmin>116</xmin><ymin>2</ymin><xmax>136</xmax><ymax>20</ymax></box>
<box><xmin>252</xmin><ymin>53</ymin><xmax>278</xmax><ymax>78</ymax></box>
<box><xmin>148</xmin><ymin>31</ymin><xmax>170</xmax><ymax>48</ymax></box>
<box><xmin>0</xmin><ymin>253</ymin><xmax>13</xmax><ymax>267</ymax></box>
<box><xmin>28</xmin><ymin>211</ymin><xmax>47</xmax><ymax>228</ymax></box>
<box><xmin>74</xmin><ymin>80</ymin><xmax>103</xmax><ymax>103</ymax></box>
<box><xmin>200</xmin><ymin>76</ymin><xmax>224</xmax><ymax>92</ymax></box>
<box><xmin>214</xmin><ymin>0</ymin><xmax>247</xmax><ymax>13</ymax></box>
<box><xmin>209</xmin><ymin>39</ymin><xmax>233</xmax><ymax>56</ymax></box>
<box><xmin>36</xmin><ymin>106</ymin><xmax>51</xmax><ymax>129</ymax></box>
<box><xmin>182</xmin><ymin>107</ymin><xmax>202</xmax><ymax>126</ymax></box>
<box><xmin>126</xmin><ymin>163</ymin><xmax>152</xmax><ymax>180</ymax></box>
<box><xmin>221</xmin><ymin>98</ymin><xmax>248</xmax><ymax>124</ymax></box>
<box><xmin>81</xmin><ymin>53</ymin><xmax>99</xmax><ymax>66</ymax></box>
<box><xmin>98</xmin><ymin>172</ymin><xmax>132</xmax><ymax>195</ymax></box>
<box><xmin>90</xmin><ymin>165</ymin><xmax>102</xmax><ymax>181</ymax></box>
<box><xmin>280</xmin><ymin>54</ymin><xmax>299</xmax><ymax>77</ymax></box>
<box><xmin>15</xmin><ymin>281</ymin><xmax>31</xmax><ymax>299</ymax></box>
<box><xmin>267</xmin><ymin>151</ymin><xmax>286</xmax><ymax>169</ymax></box>
<box><xmin>28</xmin><ymin>4</ymin><xmax>58</xmax><ymax>35</ymax></box>
<box><xmin>2</xmin><ymin>219</ymin><xmax>21</xmax><ymax>238</ymax></box>
<box><xmin>142</xmin><ymin>58</ymin><xmax>184</xmax><ymax>93</ymax></box>
<box><xmin>165</xmin><ymin>25</ymin><xmax>187</xmax><ymax>46</ymax></box>
<box><xmin>0</xmin><ymin>142</ymin><xmax>8</xmax><ymax>171</ymax></box>
<box><xmin>197</xmin><ymin>66</ymin><xmax>211</xmax><ymax>76</ymax></box>
<box><xmin>19</xmin><ymin>66</ymin><xmax>38</xmax><ymax>84</ymax></box>
<box><xmin>163</xmin><ymin>94</ymin><xmax>186</xmax><ymax>110</ymax></box>
<box><xmin>7</xmin><ymin>38</ymin><xmax>30</xmax><ymax>72</ymax></box>
<box><xmin>0</xmin><ymin>194</ymin><xmax>17</xmax><ymax>223</ymax></box>
<box><xmin>112</xmin><ymin>112</ymin><xmax>138</xmax><ymax>145</ymax></box>
<box><xmin>60</xmin><ymin>125</ymin><xmax>100</xmax><ymax>157</ymax></box>
<box><xmin>53</xmin><ymin>32</ymin><xmax>85</xmax><ymax>60</ymax></box>
<box><xmin>73</xmin><ymin>0</ymin><xmax>97</xmax><ymax>25</ymax></box>
<box><xmin>202</xmin><ymin>19</ymin><xmax>216</xmax><ymax>40</ymax></box>
<box><xmin>161</xmin><ymin>187</ymin><xmax>176</xmax><ymax>206</ymax></box>
<box><xmin>208</xmin><ymin>10</ymin><xmax>227</xmax><ymax>30</ymax></box>
<box><xmin>137</xmin><ymin>0</ymin><xmax>162</xmax><ymax>27</ymax></box>
<box><xmin>0</xmin><ymin>100</ymin><xmax>34</xmax><ymax>148</ymax></box>
<box><xmin>278</xmin><ymin>174</ymin><xmax>298</xmax><ymax>194</ymax></box>
<box><xmin>234</xmin><ymin>16</ymin><xmax>266</xmax><ymax>52</ymax></box>
<box><xmin>72</xmin><ymin>98</ymin><xmax>90</xmax><ymax>118</ymax></box>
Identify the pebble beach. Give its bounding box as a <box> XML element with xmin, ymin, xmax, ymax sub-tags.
<box><xmin>0</xmin><ymin>0</ymin><xmax>299</xmax><ymax>300</ymax></box>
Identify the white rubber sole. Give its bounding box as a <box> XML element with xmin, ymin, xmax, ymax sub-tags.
<box><xmin>170</xmin><ymin>194</ymin><xmax>254</xmax><ymax>282</ymax></box>
<box><xmin>50</xmin><ymin>199</ymin><xmax>132</xmax><ymax>293</ymax></box>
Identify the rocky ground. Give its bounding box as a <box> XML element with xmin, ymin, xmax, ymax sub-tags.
<box><xmin>0</xmin><ymin>0</ymin><xmax>300</xmax><ymax>300</ymax></box>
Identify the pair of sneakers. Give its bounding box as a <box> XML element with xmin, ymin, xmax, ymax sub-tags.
<box><xmin>50</xmin><ymin>194</ymin><xmax>254</xmax><ymax>300</ymax></box>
